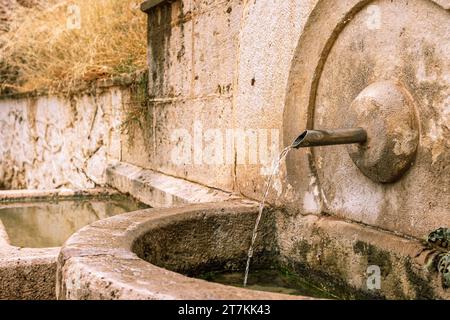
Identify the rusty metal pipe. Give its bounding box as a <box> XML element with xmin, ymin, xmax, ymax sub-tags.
<box><xmin>292</xmin><ymin>128</ymin><xmax>367</xmax><ymax>149</ymax></box>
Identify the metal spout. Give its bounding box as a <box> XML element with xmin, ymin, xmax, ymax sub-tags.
<box><xmin>292</xmin><ymin>128</ymin><xmax>367</xmax><ymax>149</ymax></box>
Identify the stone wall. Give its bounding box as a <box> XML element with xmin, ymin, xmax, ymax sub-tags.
<box><xmin>125</xmin><ymin>0</ymin><xmax>449</xmax><ymax>240</ymax></box>
<box><xmin>0</xmin><ymin>0</ymin><xmax>448</xmax><ymax>241</ymax></box>
<box><xmin>0</xmin><ymin>87</ymin><xmax>123</xmax><ymax>190</ymax></box>
<box><xmin>124</xmin><ymin>0</ymin><xmax>316</xmax><ymax>193</ymax></box>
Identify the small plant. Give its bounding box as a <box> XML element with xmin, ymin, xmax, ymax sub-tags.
<box><xmin>120</xmin><ymin>71</ymin><xmax>151</xmax><ymax>143</ymax></box>
<box><xmin>426</xmin><ymin>227</ymin><xmax>450</xmax><ymax>288</ymax></box>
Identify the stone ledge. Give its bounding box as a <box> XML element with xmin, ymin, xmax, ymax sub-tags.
<box><xmin>0</xmin><ymin>70</ymin><xmax>146</xmax><ymax>101</ymax></box>
<box><xmin>140</xmin><ymin>0</ymin><xmax>170</xmax><ymax>13</ymax></box>
<box><xmin>0</xmin><ymin>188</ymin><xmax>119</xmax><ymax>203</ymax></box>
<box><xmin>106</xmin><ymin>161</ymin><xmax>241</xmax><ymax>207</ymax></box>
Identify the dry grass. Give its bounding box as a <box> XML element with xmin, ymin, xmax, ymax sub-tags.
<box><xmin>0</xmin><ymin>0</ymin><xmax>147</xmax><ymax>95</ymax></box>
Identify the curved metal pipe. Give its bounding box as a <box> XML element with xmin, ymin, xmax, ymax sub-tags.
<box><xmin>292</xmin><ymin>128</ymin><xmax>367</xmax><ymax>149</ymax></box>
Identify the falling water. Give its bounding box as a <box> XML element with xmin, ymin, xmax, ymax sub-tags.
<box><xmin>243</xmin><ymin>145</ymin><xmax>293</xmax><ymax>286</ymax></box>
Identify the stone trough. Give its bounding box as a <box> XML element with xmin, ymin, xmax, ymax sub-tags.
<box><xmin>56</xmin><ymin>201</ymin><xmax>307</xmax><ymax>300</ymax></box>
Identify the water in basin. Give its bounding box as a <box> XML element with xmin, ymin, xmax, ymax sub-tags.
<box><xmin>198</xmin><ymin>269</ymin><xmax>340</xmax><ymax>299</ymax></box>
<box><xmin>0</xmin><ymin>195</ymin><xmax>149</xmax><ymax>248</ymax></box>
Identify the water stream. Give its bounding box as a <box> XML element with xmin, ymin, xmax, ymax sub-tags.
<box><xmin>243</xmin><ymin>145</ymin><xmax>293</xmax><ymax>286</ymax></box>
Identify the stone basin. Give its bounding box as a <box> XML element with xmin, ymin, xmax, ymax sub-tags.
<box><xmin>56</xmin><ymin>200</ymin><xmax>317</xmax><ymax>300</ymax></box>
<box><xmin>56</xmin><ymin>195</ymin><xmax>450</xmax><ymax>300</ymax></box>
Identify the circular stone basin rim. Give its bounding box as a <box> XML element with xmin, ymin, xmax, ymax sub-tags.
<box><xmin>56</xmin><ymin>201</ymin><xmax>313</xmax><ymax>300</ymax></box>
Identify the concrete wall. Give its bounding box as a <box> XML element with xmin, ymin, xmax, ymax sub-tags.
<box><xmin>0</xmin><ymin>87</ymin><xmax>123</xmax><ymax>190</ymax></box>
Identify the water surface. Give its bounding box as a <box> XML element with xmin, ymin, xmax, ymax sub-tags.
<box><xmin>198</xmin><ymin>269</ymin><xmax>339</xmax><ymax>299</ymax></box>
<box><xmin>0</xmin><ymin>195</ymin><xmax>149</xmax><ymax>248</ymax></box>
